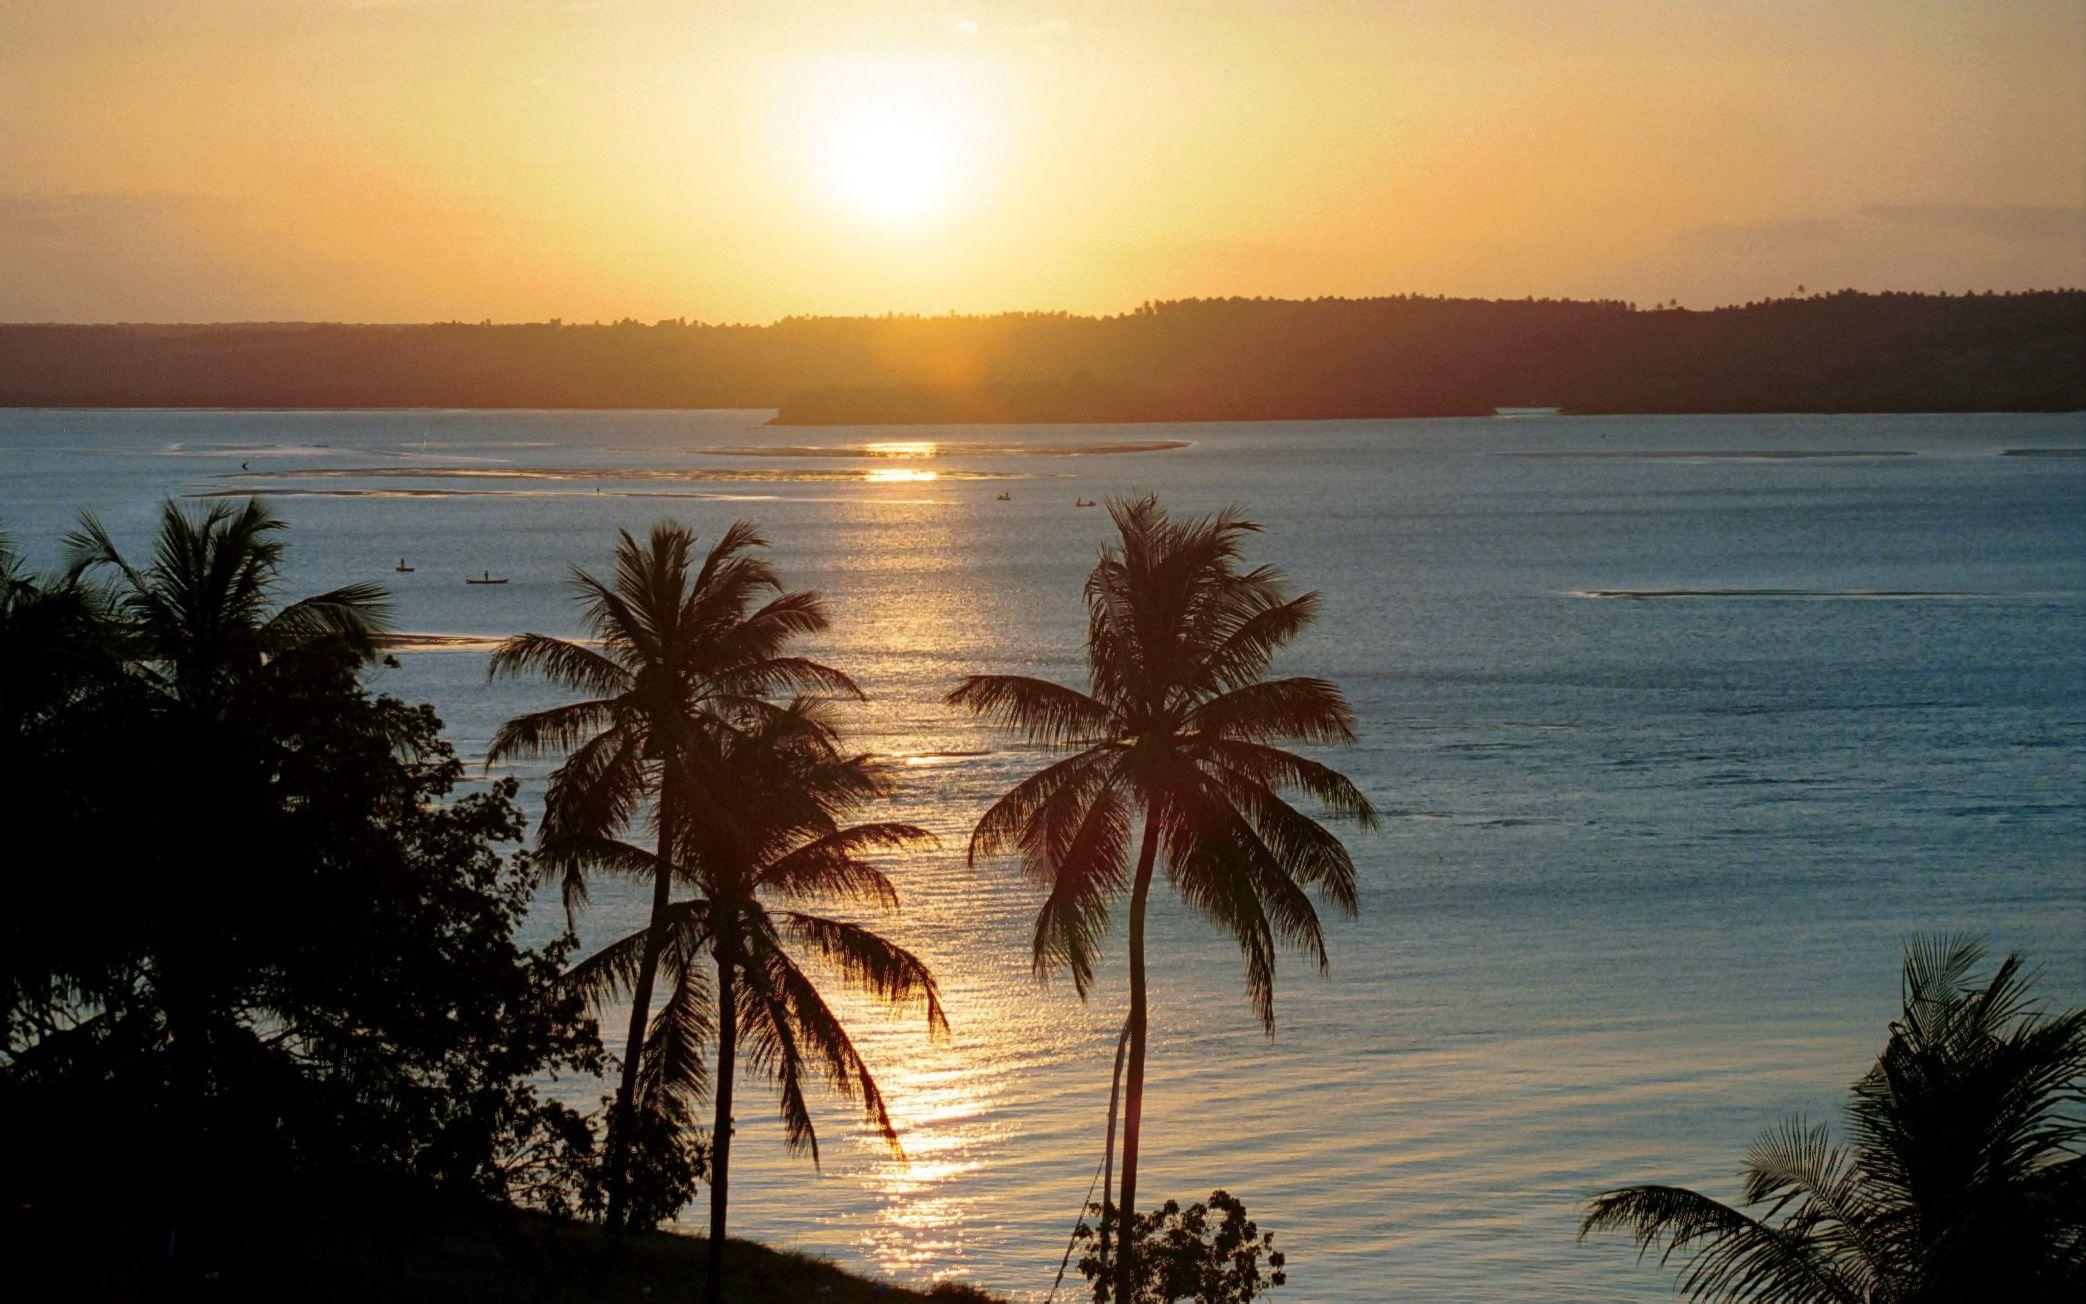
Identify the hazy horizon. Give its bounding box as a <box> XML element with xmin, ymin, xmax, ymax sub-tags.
<box><xmin>4</xmin><ymin>2</ymin><xmax>2083</xmax><ymax>324</ymax></box>
<box><xmin>9</xmin><ymin>283</ymin><xmax>2086</xmax><ymax>330</ymax></box>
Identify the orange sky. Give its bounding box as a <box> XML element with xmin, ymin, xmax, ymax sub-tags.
<box><xmin>2</xmin><ymin>1</ymin><xmax>2081</xmax><ymax>323</ymax></box>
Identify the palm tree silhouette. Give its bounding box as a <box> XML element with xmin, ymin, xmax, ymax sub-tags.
<box><xmin>64</xmin><ymin>502</ymin><xmax>393</xmax><ymax>1028</ymax></box>
<box><xmin>947</xmin><ymin>495</ymin><xmax>1376</xmax><ymax>1300</ymax></box>
<box><xmin>63</xmin><ymin>497</ymin><xmax>391</xmax><ymax>1264</ymax></box>
<box><xmin>559</xmin><ymin>700</ymin><xmax>946</xmax><ymax>1302</ymax></box>
<box><xmin>1</xmin><ymin>527</ymin><xmax>121</xmax><ymax>739</ymax></box>
<box><xmin>68</xmin><ymin>498</ymin><xmax>390</xmax><ymax>713</ymax></box>
<box><xmin>488</xmin><ymin>521</ymin><xmax>855</xmax><ymax>1229</ymax></box>
<box><xmin>1581</xmin><ymin>936</ymin><xmax>2086</xmax><ymax>1301</ymax></box>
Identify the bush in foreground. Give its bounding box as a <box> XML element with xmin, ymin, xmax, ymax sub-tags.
<box><xmin>1074</xmin><ymin>1190</ymin><xmax>1287</xmax><ymax>1302</ymax></box>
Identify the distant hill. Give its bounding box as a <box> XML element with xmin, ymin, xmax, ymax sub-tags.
<box><xmin>2</xmin><ymin>291</ymin><xmax>2080</xmax><ymax>421</ymax></box>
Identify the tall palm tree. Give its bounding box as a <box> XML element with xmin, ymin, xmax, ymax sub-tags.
<box><xmin>64</xmin><ymin>502</ymin><xmax>393</xmax><ymax>1018</ymax></box>
<box><xmin>67</xmin><ymin>498</ymin><xmax>390</xmax><ymax>714</ymax></box>
<box><xmin>559</xmin><ymin>701</ymin><xmax>946</xmax><ymax>1303</ymax></box>
<box><xmin>63</xmin><ymin>497</ymin><xmax>391</xmax><ymax>1264</ymax></box>
<box><xmin>1581</xmin><ymin>936</ymin><xmax>2086</xmax><ymax>1302</ymax></box>
<box><xmin>487</xmin><ymin>520</ymin><xmax>855</xmax><ymax>1228</ymax></box>
<box><xmin>947</xmin><ymin>495</ymin><xmax>1377</xmax><ymax>1300</ymax></box>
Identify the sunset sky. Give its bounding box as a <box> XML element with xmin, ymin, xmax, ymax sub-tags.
<box><xmin>3</xmin><ymin>1</ymin><xmax>2081</xmax><ymax>323</ymax></box>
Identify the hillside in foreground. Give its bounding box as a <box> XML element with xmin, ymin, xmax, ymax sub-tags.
<box><xmin>8</xmin><ymin>1206</ymin><xmax>999</xmax><ymax>1304</ymax></box>
<box><xmin>2</xmin><ymin>290</ymin><xmax>2080</xmax><ymax>421</ymax></box>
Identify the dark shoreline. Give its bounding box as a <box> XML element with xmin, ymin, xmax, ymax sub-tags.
<box><xmin>5</xmin><ymin>290</ymin><xmax>2081</xmax><ymax>421</ymax></box>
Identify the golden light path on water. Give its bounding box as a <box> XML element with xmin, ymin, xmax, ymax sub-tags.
<box><xmin>816</xmin><ymin>491</ymin><xmax>1018</xmax><ymax>1280</ymax></box>
<box><xmin>863</xmin><ymin>440</ymin><xmax>942</xmax><ymax>459</ymax></box>
<box><xmin>864</xmin><ymin>467</ymin><xmax>940</xmax><ymax>484</ymax></box>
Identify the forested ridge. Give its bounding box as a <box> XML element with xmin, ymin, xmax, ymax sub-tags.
<box><xmin>1</xmin><ymin>290</ymin><xmax>2079</xmax><ymax>420</ymax></box>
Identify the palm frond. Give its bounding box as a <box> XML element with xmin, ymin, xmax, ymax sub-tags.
<box><xmin>485</xmin><ymin>697</ymin><xmax>623</xmax><ymax>762</ymax></box>
<box><xmin>1579</xmin><ymin>1185</ymin><xmax>1864</xmax><ymax>1303</ymax></box>
<box><xmin>946</xmin><ymin>674</ymin><xmax>1116</xmax><ymax>747</ymax></box>
<box><xmin>706</xmin><ymin>589</ymin><xmax>833</xmax><ymax>665</ymax></box>
<box><xmin>966</xmin><ymin>744</ymin><xmax>1122</xmax><ymax>864</ymax></box>
<box><xmin>637</xmin><ymin>931</ymin><xmax>715</xmax><ymax>1123</ymax></box>
<box><xmin>1027</xmin><ymin>774</ymin><xmax>1133</xmax><ymax>997</ymax></box>
<box><xmin>756</xmin><ymin>822</ymin><xmax>938</xmax><ymax>907</ymax></box>
<box><xmin>1201</xmin><ymin>737</ymin><xmax>1380</xmax><ymax>828</ymax></box>
<box><xmin>1188</xmin><ymin>590</ymin><xmax>1321</xmax><ymax>693</ymax></box>
<box><xmin>564</xmin><ymin>925</ymin><xmax>655</xmax><ymax>1013</ymax></box>
<box><xmin>773</xmin><ymin>911</ymin><xmax>949</xmax><ymax>1036</ymax></box>
<box><xmin>487</xmin><ymin>631</ymin><xmax>630</xmax><ymax>696</ymax></box>
<box><xmin>535</xmin><ymin>830</ymin><xmax>660</xmax><ymax>893</ymax></box>
<box><xmin>1157</xmin><ymin>785</ymin><xmax>1287</xmax><ymax>1028</ymax></box>
<box><xmin>708</xmin><ymin>654</ymin><xmax>863</xmax><ymax>703</ymax></box>
<box><xmin>736</xmin><ymin>933</ymin><xmax>904</xmax><ymax>1162</ymax></box>
<box><xmin>565</xmin><ymin>899</ymin><xmax>710</xmax><ymax>1012</ymax></box>
<box><xmin>730</xmin><ymin>946</ymin><xmax>823</xmax><ymax>1163</ymax></box>
<box><xmin>1187</xmin><ymin>676</ymin><xmax>1358</xmax><ymax>746</ymax></box>
<box><xmin>1198</xmin><ymin>758</ymin><xmax>1363</xmax><ymax>913</ymax></box>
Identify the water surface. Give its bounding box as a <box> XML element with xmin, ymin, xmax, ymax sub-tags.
<box><xmin>4</xmin><ymin>409</ymin><xmax>2082</xmax><ymax>1299</ymax></box>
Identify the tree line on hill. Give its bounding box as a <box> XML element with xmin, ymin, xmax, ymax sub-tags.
<box><xmin>0</xmin><ymin>290</ymin><xmax>2079</xmax><ymax>420</ymax></box>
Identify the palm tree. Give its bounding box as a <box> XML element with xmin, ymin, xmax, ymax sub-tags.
<box><xmin>947</xmin><ymin>495</ymin><xmax>1377</xmax><ymax>1300</ymax></box>
<box><xmin>63</xmin><ymin>497</ymin><xmax>391</xmax><ymax>1264</ymax></box>
<box><xmin>67</xmin><ymin>498</ymin><xmax>390</xmax><ymax>714</ymax></box>
<box><xmin>487</xmin><ymin>520</ymin><xmax>855</xmax><ymax>1228</ymax></box>
<box><xmin>559</xmin><ymin>701</ymin><xmax>946</xmax><ymax>1303</ymax></box>
<box><xmin>1581</xmin><ymin>936</ymin><xmax>2086</xmax><ymax>1301</ymax></box>
<box><xmin>0</xmin><ymin>527</ymin><xmax>121</xmax><ymax>741</ymax></box>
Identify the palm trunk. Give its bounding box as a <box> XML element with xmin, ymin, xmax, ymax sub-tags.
<box><xmin>1097</xmin><ymin>1013</ymin><xmax>1132</xmax><ymax>1289</ymax></box>
<box><xmin>605</xmin><ymin>786</ymin><xmax>676</xmax><ymax>1231</ymax></box>
<box><xmin>705</xmin><ymin>947</ymin><xmax>739</xmax><ymax>1304</ymax></box>
<box><xmin>162</xmin><ymin>968</ymin><xmax>208</xmax><ymax>1271</ymax></box>
<box><xmin>1114</xmin><ymin>818</ymin><xmax>1162</xmax><ymax>1304</ymax></box>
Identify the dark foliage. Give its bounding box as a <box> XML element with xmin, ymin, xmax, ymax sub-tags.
<box><xmin>1073</xmin><ymin>1191</ymin><xmax>1287</xmax><ymax>1303</ymax></box>
<box><xmin>1</xmin><ymin>504</ymin><xmax>605</xmax><ymax>1289</ymax></box>
<box><xmin>1581</xmin><ymin>936</ymin><xmax>2086</xmax><ymax>1301</ymax></box>
<box><xmin>0</xmin><ymin>291</ymin><xmax>2078</xmax><ymax>417</ymax></box>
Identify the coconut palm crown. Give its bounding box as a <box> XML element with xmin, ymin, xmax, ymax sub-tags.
<box><xmin>67</xmin><ymin>498</ymin><xmax>391</xmax><ymax>710</ymax></box>
<box><xmin>1581</xmin><ymin>936</ymin><xmax>2086</xmax><ymax>1302</ymax></box>
<box><xmin>948</xmin><ymin>495</ymin><xmax>1377</xmax><ymax>1022</ymax></box>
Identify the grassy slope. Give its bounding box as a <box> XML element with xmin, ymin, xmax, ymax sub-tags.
<box><xmin>261</xmin><ymin>1212</ymin><xmax>1002</xmax><ymax>1304</ymax></box>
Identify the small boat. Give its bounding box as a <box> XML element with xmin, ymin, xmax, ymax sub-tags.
<box><xmin>394</xmin><ymin>558</ymin><xmax>414</xmax><ymax>573</ymax></box>
<box><xmin>1074</xmin><ymin>497</ymin><xmax>1096</xmax><ymax>507</ymax></box>
<box><xmin>996</xmin><ymin>491</ymin><xmax>1012</xmax><ymax>501</ymax></box>
<box><xmin>465</xmin><ymin>570</ymin><xmax>508</xmax><ymax>585</ymax></box>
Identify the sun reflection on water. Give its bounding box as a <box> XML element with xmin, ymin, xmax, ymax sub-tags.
<box><xmin>854</xmin><ymin>1017</ymin><xmax>1007</xmax><ymax>1281</ymax></box>
<box><xmin>864</xmin><ymin>440</ymin><xmax>941</xmax><ymax>458</ymax></box>
<box><xmin>864</xmin><ymin>467</ymin><xmax>941</xmax><ymax>483</ymax></box>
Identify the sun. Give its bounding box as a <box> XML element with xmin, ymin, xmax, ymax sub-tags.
<box><xmin>833</xmin><ymin>112</ymin><xmax>951</xmax><ymax>221</ymax></box>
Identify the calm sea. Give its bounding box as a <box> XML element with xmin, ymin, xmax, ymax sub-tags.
<box><xmin>3</xmin><ymin>409</ymin><xmax>2082</xmax><ymax>1300</ymax></box>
